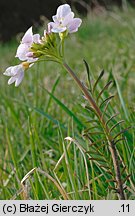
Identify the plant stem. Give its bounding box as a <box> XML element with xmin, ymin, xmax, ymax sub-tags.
<box><xmin>108</xmin><ymin>140</ymin><xmax>125</xmax><ymax>199</ymax></box>
<box><xmin>63</xmin><ymin>62</ymin><xmax>103</xmax><ymax>118</ymax></box>
<box><xmin>63</xmin><ymin>62</ymin><xmax>125</xmax><ymax>200</ymax></box>
<box><xmin>61</xmin><ymin>38</ymin><xmax>65</xmax><ymax>57</ymax></box>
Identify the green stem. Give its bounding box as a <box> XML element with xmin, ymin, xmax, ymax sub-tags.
<box><xmin>63</xmin><ymin>62</ymin><xmax>125</xmax><ymax>200</ymax></box>
<box><xmin>63</xmin><ymin>62</ymin><xmax>103</xmax><ymax>119</ymax></box>
<box><xmin>61</xmin><ymin>38</ymin><xmax>65</xmax><ymax>57</ymax></box>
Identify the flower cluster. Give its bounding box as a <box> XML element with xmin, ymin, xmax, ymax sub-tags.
<box><xmin>49</xmin><ymin>4</ymin><xmax>82</xmax><ymax>33</ymax></box>
<box><xmin>3</xmin><ymin>4</ymin><xmax>82</xmax><ymax>87</ymax></box>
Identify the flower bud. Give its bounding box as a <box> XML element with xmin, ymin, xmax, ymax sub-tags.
<box><xmin>59</xmin><ymin>31</ymin><xmax>68</xmax><ymax>40</ymax></box>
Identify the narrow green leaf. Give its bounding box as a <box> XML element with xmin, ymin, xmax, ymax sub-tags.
<box><xmin>83</xmin><ymin>59</ymin><xmax>92</xmax><ymax>91</ymax></box>
<box><xmin>97</xmin><ymin>81</ymin><xmax>113</xmax><ymax>102</ymax></box>
<box><xmin>100</xmin><ymin>95</ymin><xmax>114</xmax><ymax>108</ymax></box>
<box><xmin>43</xmin><ymin>88</ymin><xmax>85</xmax><ymax>130</ymax></box>
<box><xmin>45</xmin><ymin>76</ymin><xmax>60</xmax><ymax>112</ymax></box>
<box><xmin>113</xmin><ymin>75</ymin><xmax>129</xmax><ymax>120</ymax></box>
<box><xmin>93</xmin><ymin>70</ymin><xmax>104</xmax><ymax>93</ymax></box>
<box><xmin>34</xmin><ymin>107</ymin><xmax>65</xmax><ymax>128</ymax></box>
<box><xmin>109</xmin><ymin>120</ymin><xmax>125</xmax><ymax>133</ymax></box>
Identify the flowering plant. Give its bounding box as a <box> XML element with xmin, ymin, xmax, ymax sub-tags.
<box><xmin>3</xmin><ymin>4</ymin><xmax>131</xmax><ymax>200</ymax></box>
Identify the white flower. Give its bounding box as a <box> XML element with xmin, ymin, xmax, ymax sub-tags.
<box><xmin>3</xmin><ymin>62</ymin><xmax>30</xmax><ymax>87</ymax></box>
<box><xmin>16</xmin><ymin>27</ymin><xmax>41</xmax><ymax>61</ymax></box>
<box><xmin>49</xmin><ymin>4</ymin><xmax>82</xmax><ymax>34</ymax></box>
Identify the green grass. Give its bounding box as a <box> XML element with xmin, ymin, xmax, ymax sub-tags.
<box><xmin>0</xmin><ymin>8</ymin><xmax>135</xmax><ymax>200</ymax></box>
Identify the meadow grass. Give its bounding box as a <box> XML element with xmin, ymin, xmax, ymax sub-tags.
<box><xmin>0</xmin><ymin>8</ymin><xmax>135</xmax><ymax>200</ymax></box>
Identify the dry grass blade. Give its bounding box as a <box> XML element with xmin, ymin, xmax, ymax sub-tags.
<box><xmin>10</xmin><ymin>188</ymin><xmax>24</xmax><ymax>200</ymax></box>
<box><xmin>53</xmin><ymin>142</ymin><xmax>71</xmax><ymax>172</ymax></box>
<box><xmin>21</xmin><ymin>167</ymin><xmax>37</xmax><ymax>199</ymax></box>
<box><xmin>99</xmin><ymin>164</ymin><xmax>111</xmax><ymax>169</ymax></box>
<box><xmin>3</xmin><ymin>168</ymin><xmax>15</xmax><ymax>187</ymax></box>
<box><xmin>37</xmin><ymin>167</ymin><xmax>69</xmax><ymax>200</ymax></box>
<box><xmin>65</xmin><ymin>137</ymin><xmax>91</xmax><ymax>198</ymax></box>
<box><xmin>21</xmin><ymin>167</ymin><xmax>36</xmax><ymax>185</ymax></box>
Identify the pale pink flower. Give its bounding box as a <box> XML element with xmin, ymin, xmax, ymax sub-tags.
<box><xmin>3</xmin><ymin>62</ymin><xmax>31</xmax><ymax>87</ymax></box>
<box><xmin>49</xmin><ymin>4</ymin><xmax>82</xmax><ymax>34</ymax></box>
<box><xmin>16</xmin><ymin>27</ymin><xmax>41</xmax><ymax>61</ymax></box>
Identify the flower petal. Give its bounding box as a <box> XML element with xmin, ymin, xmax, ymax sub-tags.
<box><xmin>22</xmin><ymin>27</ymin><xmax>33</xmax><ymax>44</ymax></box>
<box><xmin>3</xmin><ymin>66</ymin><xmax>13</xmax><ymax>76</ymax></box>
<box><xmin>29</xmin><ymin>63</ymin><xmax>34</xmax><ymax>68</ymax></box>
<box><xmin>48</xmin><ymin>22</ymin><xmax>56</xmax><ymax>29</ymax></box>
<box><xmin>8</xmin><ymin>76</ymin><xmax>17</xmax><ymax>85</ymax></box>
<box><xmin>57</xmin><ymin>4</ymin><xmax>71</xmax><ymax>19</ymax></box>
<box><xmin>48</xmin><ymin>22</ymin><xmax>66</xmax><ymax>33</ymax></box>
<box><xmin>47</xmin><ymin>23</ymin><xmax>53</xmax><ymax>33</ymax></box>
<box><xmin>33</xmin><ymin>34</ymin><xmax>40</xmax><ymax>43</ymax></box>
<box><xmin>4</xmin><ymin>64</ymin><xmax>25</xmax><ymax>87</ymax></box>
<box><xmin>67</xmin><ymin>18</ymin><xmax>82</xmax><ymax>33</ymax></box>
<box><xmin>27</xmin><ymin>58</ymin><xmax>38</xmax><ymax>63</ymax></box>
<box><xmin>11</xmin><ymin>65</ymin><xmax>22</xmax><ymax>75</ymax></box>
<box><xmin>52</xmin><ymin>15</ymin><xmax>59</xmax><ymax>23</ymax></box>
<box><xmin>16</xmin><ymin>44</ymin><xmax>29</xmax><ymax>61</ymax></box>
<box><xmin>15</xmin><ymin>71</ymin><xmax>24</xmax><ymax>87</ymax></box>
<box><xmin>25</xmin><ymin>52</ymin><xmax>34</xmax><ymax>58</ymax></box>
<box><xmin>62</xmin><ymin>12</ymin><xmax>74</xmax><ymax>26</ymax></box>
<box><xmin>51</xmin><ymin>25</ymin><xmax>67</xmax><ymax>33</ymax></box>
<box><xmin>4</xmin><ymin>65</ymin><xmax>22</xmax><ymax>76</ymax></box>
